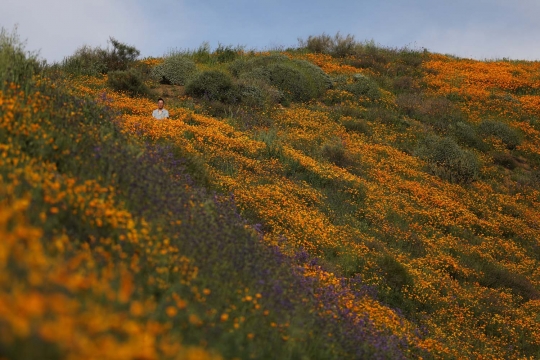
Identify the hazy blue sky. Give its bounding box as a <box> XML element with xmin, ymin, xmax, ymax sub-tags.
<box><xmin>2</xmin><ymin>0</ymin><xmax>540</xmax><ymax>62</ymax></box>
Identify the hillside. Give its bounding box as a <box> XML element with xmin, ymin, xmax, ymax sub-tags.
<box><xmin>1</xmin><ymin>31</ymin><xmax>540</xmax><ymax>359</ymax></box>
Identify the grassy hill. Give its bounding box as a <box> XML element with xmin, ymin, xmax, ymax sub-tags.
<box><xmin>1</xmin><ymin>30</ymin><xmax>539</xmax><ymax>359</ymax></box>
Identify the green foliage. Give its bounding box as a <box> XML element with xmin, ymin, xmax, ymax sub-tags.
<box><xmin>374</xmin><ymin>254</ymin><xmax>424</xmax><ymax>318</ymax></box>
<box><xmin>256</xmin><ymin>128</ymin><xmax>283</xmax><ymax>158</ymax></box>
<box><xmin>293</xmin><ymin>58</ymin><xmax>334</xmax><ymax>90</ymax></box>
<box><xmin>416</xmin><ymin>135</ymin><xmax>481</xmax><ymax>184</ymax></box>
<box><xmin>60</xmin><ymin>45</ymin><xmax>109</xmax><ymax>76</ymax></box>
<box><xmin>0</xmin><ymin>27</ymin><xmax>42</xmax><ymax>92</ymax></box>
<box><xmin>364</xmin><ymin>107</ymin><xmax>408</xmax><ymax>129</ymax></box>
<box><xmin>453</xmin><ymin>122</ymin><xmax>487</xmax><ymax>151</ymax></box>
<box><xmin>378</xmin><ymin>254</ymin><xmax>414</xmax><ymax>291</ymax></box>
<box><xmin>229</xmin><ymin>55</ymin><xmax>331</xmax><ymax>103</ymax></box>
<box><xmin>328</xmin><ymin>104</ymin><xmax>365</xmax><ymax>119</ymax></box>
<box><xmin>230</xmin><ymin>54</ymin><xmax>290</xmax><ymax>79</ymax></box>
<box><xmin>192</xmin><ymin>42</ymin><xmax>212</xmax><ymax>63</ymax></box>
<box><xmin>298</xmin><ymin>32</ymin><xmax>357</xmax><ymax>58</ymax></box>
<box><xmin>339</xmin><ymin>40</ymin><xmax>425</xmax><ymax>78</ymax></box>
<box><xmin>343</xmin><ymin>40</ymin><xmax>392</xmax><ymax>73</ymax></box>
<box><xmin>479</xmin><ymin>119</ymin><xmax>522</xmax><ymax>149</ymax></box>
<box><xmin>214</xmin><ymin>43</ymin><xmax>242</xmax><ymax>63</ymax></box>
<box><xmin>342</xmin><ymin>74</ymin><xmax>381</xmax><ymax>100</ymax></box>
<box><xmin>320</xmin><ymin>139</ymin><xmax>349</xmax><ymax>167</ymax></box>
<box><xmin>298</xmin><ymin>33</ymin><xmax>333</xmax><ymax>54</ymax></box>
<box><xmin>267</xmin><ymin>63</ymin><xmax>316</xmax><ymax>102</ymax></box>
<box><xmin>61</xmin><ymin>37</ymin><xmax>140</xmax><ymax>76</ymax></box>
<box><xmin>106</xmin><ymin>37</ymin><xmax>140</xmax><ymax>71</ymax></box>
<box><xmin>107</xmin><ymin>68</ymin><xmax>150</xmax><ymax>96</ymax></box>
<box><xmin>341</xmin><ymin>118</ymin><xmax>372</xmax><ymax>135</ymax></box>
<box><xmin>150</xmin><ymin>54</ymin><xmax>198</xmax><ymax>85</ymax></box>
<box><xmin>236</xmin><ymin>77</ymin><xmax>283</xmax><ymax>108</ymax></box>
<box><xmin>185</xmin><ymin>70</ymin><xmax>237</xmax><ymax>102</ymax></box>
<box><xmin>396</xmin><ymin>49</ymin><xmax>425</xmax><ymax>68</ymax></box>
<box><xmin>270</xmin><ymin>60</ymin><xmax>332</xmax><ymax>102</ymax></box>
<box><xmin>397</xmin><ymin>94</ymin><xmax>463</xmax><ymax>133</ymax></box>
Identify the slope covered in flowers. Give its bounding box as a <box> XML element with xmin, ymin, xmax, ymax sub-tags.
<box><xmin>1</xmin><ymin>32</ymin><xmax>540</xmax><ymax>359</ymax></box>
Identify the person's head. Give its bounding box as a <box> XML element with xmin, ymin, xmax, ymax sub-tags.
<box><xmin>157</xmin><ymin>98</ymin><xmax>165</xmax><ymax>110</ymax></box>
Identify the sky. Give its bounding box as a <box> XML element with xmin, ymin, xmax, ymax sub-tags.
<box><xmin>2</xmin><ymin>0</ymin><xmax>540</xmax><ymax>63</ymax></box>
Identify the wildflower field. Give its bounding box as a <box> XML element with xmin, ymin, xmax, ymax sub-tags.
<box><xmin>1</xmin><ymin>30</ymin><xmax>540</xmax><ymax>359</ymax></box>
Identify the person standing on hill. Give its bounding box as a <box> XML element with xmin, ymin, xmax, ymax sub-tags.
<box><xmin>152</xmin><ymin>98</ymin><xmax>169</xmax><ymax>119</ymax></box>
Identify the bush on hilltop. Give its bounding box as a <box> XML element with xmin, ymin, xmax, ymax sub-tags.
<box><xmin>229</xmin><ymin>54</ymin><xmax>332</xmax><ymax>103</ymax></box>
<box><xmin>298</xmin><ymin>32</ymin><xmax>357</xmax><ymax>58</ymax></box>
<box><xmin>61</xmin><ymin>37</ymin><xmax>140</xmax><ymax>76</ymax></box>
<box><xmin>185</xmin><ymin>69</ymin><xmax>237</xmax><ymax>102</ymax></box>
<box><xmin>0</xmin><ymin>27</ymin><xmax>42</xmax><ymax>92</ymax></box>
<box><xmin>150</xmin><ymin>54</ymin><xmax>198</xmax><ymax>85</ymax></box>
<box><xmin>107</xmin><ymin>68</ymin><xmax>150</xmax><ymax>96</ymax></box>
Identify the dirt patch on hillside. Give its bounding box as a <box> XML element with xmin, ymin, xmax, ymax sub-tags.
<box><xmin>150</xmin><ymin>84</ymin><xmax>185</xmax><ymax>100</ymax></box>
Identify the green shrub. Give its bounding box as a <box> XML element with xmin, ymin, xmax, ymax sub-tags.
<box><xmin>320</xmin><ymin>140</ymin><xmax>349</xmax><ymax>167</ymax></box>
<box><xmin>298</xmin><ymin>33</ymin><xmax>333</xmax><ymax>54</ymax></box>
<box><xmin>332</xmin><ymin>33</ymin><xmax>357</xmax><ymax>58</ymax></box>
<box><xmin>328</xmin><ymin>104</ymin><xmax>365</xmax><ymax>119</ymax></box>
<box><xmin>236</xmin><ymin>77</ymin><xmax>283</xmax><ymax>108</ymax></box>
<box><xmin>298</xmin><ymin>32</ymin><xmax>357</xmax><ymax>58</ymax></box>
<box><xmin>228</xmin><ymin>57</ymin><xmax>249</xmax><ymax>78</ymax></box>
<box><xmin>229</xmin><ymin>55</ymin><xmax>331</xmax><ymax>103</ymax></box>
<box><xmin>322</xmin><ymin>90</ymin><xmax>357</xmax><ymax>107</ymax></box>
<box><xmin>454</xmin><ymin>122</ymin><xmax>487</xmax><ymax>151</ymax></box>
<box><xmin>267</xmin><ymin>63</ymin><xmax>315</xmax><ymax>102</ymax></box>
<box><xmin>185</xmin><ymin>70</ymin><xmax>237</xmax><ymax>102</ymax></box>
<box><xmin>150</xmin><ymin>54</ymin><xmax>197</xmax><ymax>85</ymax></box>
<box><xmin>343</xmin><ymin>74</ymin><xmax>381</xmax><ymax>100</ymax></box>
<box><xmin>236</xmin><ymin>66</ymin><xmax>272</xmax><ymax>87</ymax></box>
<box><xmin>479</xmin><ymin>119</ymin><xmax>522</xmax><ymax>149</ymax></box>
<box><xmin>105</xmin><ymin>37</ymin><xmax>140</xmax><ymax>71</ymax></box>
<box><xmin>0</xmin><ymin>27</ymin><xmax>42</xmax><ymax>92</ymax></box>
<box><xmin>256</xmin><ymin>128</ymin><xmax>283</xmax><ymax>157</ymax></box>
<box><xmin>396</xmin><ymin>94</ymin><xmax>464</xmax><ymax>132</ymax></box>
<box><xmin>215</xmin><ymin>43</ymin><xmax>242</xmax><ymax>63</ymax></box>
<box><xmin>266</xmin><ymin>60</ymin><xmax>331</xmax><ymax>102</ymax></box>
<box><xmin>229</xmin><ymin>54</ymin><xmax>290</xmax><ymax>77</ymax></box>
<box><xmin>107</xmin><ymin>68</ymin><xmax>149</xmax><ymax>96</ymax></box>
<box><xmin>60</xmin><ymin>45</ymin><xmax>108</xmax><ymax>76</ymax></box>
<box><xmin>417</xmin><ymin>135</ymin><xmax>481</xmax><ymax>184</ymax></box>
<box><xmin>341</xmin><ymin>118</ymin><xmax>372</xmax><ymax>135</ymax></box>
<box><xmin>344</xmin><ymin>42</ymin><xmax>391</xmax><ymax>73</ymax></box>
<box><xmin>61</xmin><ymin>37</ymin><xmax>140</xmax><ymax>76</ymax></box>
<box><xmin>293</xmin><ymin>58</ymin><xmax>333</xmax><ymax>89</ymax></box>
<box><xmin>191</xmin><ymin>42</ymin><xmax>212</xmax><ymax>63</ymax></box>
<box><xmin>378</xmin><ymin>254</ymin><xmax>414</xmax><ymax>290</ymax></box>
<box><xmin>364</xmin><ymin>107</ymin><xmax>405</xmax><ymax>128</ymax></box>
<box><xmin>397</xmin><ymin>49</ymin><xmax>424</xmax><ymax>68</ymax></box>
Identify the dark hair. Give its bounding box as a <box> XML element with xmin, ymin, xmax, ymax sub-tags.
<box><xmin>157</xmin><ymin>97</ymin><xmax>164</xmax><ymax>103</ymax></box>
